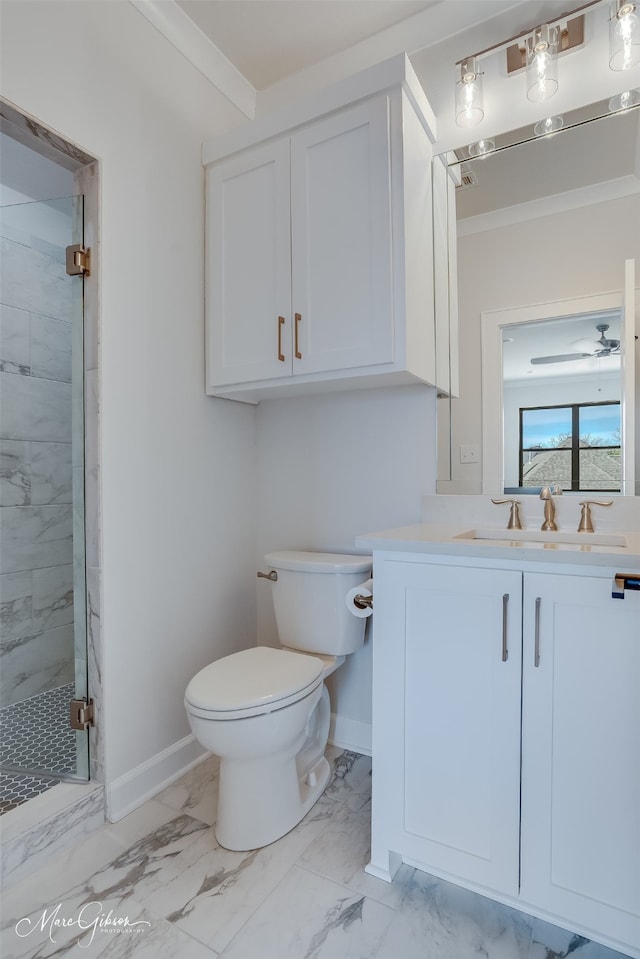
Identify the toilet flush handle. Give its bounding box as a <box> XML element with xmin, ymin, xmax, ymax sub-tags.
<box><xmin>257</xmin><ymin>570</ymin><xmax>278</xmax><ymax>582</ymax></box>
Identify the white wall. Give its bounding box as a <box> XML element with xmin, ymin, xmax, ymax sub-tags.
<box><xmin>1</xmin><ymin>0</ymin><xmax>257</xmax><ymax>811</ymax></box>
<box><xmin>442</xmin><ymin>195</ymin><xmax>640</xmax><ymax>491</ymax></box>
<box><xmin>255</xmin><ymin>385</ymin><xmax>437</xmax><ymax>750</ymax></box>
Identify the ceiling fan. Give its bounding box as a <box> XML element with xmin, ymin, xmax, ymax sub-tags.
<box><xmin>530</xmin><ymin>323</ymin><xmax>621</xmax><ymax>366</ymax></box>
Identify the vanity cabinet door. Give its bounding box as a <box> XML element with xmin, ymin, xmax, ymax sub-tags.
<box><xmin>521</xmin><ymin>572</ymin><xmax>640</xmax><ymax>953</ymax></box>
<box><xmin>206</xmin><ymin>138</ymin><xmax>292</xmax><ymax>389</ymax></box>
<box><xmin>377</xmin><ymin>561</ymin><xmax>522</xmax><ymax>895</ymax></box>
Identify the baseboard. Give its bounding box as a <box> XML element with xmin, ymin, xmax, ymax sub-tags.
<box><xmin>328</xmin><ymin>712</ymin><xmax>372</xmax><ymax>757</ymax></box>
<box><xmin>106</xmin><ymin>734</ymin><xmax>208</xmax><ymax>822</ymax></box>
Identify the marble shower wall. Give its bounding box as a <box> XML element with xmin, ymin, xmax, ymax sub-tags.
<box><xmin>0</xmin><ymin>212</ymin><xmax>76</xmax><ymax>706</ymax></box>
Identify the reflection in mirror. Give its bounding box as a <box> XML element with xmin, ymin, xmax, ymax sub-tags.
<box><xmin>437</xmin><ymin>97</ymin><xmax>640</xmax><ymax>496</ymax></box>
<box><xmin>503</xmin><ymin>310</ymin><xmax>622</xmax><ymax>493</ymax></box>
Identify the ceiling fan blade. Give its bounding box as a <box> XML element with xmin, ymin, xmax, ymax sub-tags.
<box><xmin>530</xmin><ymin>353</ymin><xmax>592</xmax><ymax>365</ymax></box>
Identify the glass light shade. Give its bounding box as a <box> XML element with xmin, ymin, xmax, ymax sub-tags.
<box><xmin>534</xmin><ymin>115</ymin><xmax>564</xmax><ymax>136</ymax></box>
<box><xmin>609</xmin><ymin>1</ymin><xmax>640</xmax><ymax>70</ymax></box>
<box><xmin>468</xmin><ymin>139</ymin><xmax>496</xmax><ymax>157</ymax></box>
<box><xmin>609</xmin><ymin>88</ymin><xmax>640</xmax><ymax>110</ymax></box>
<box><xmin>526</xmin><ymin>24</ymin><xmax>559</xmax><ymax>102</ymax></box>
<box><xmin>455</xmin><ymin>57</ymin><xmax>484</xmax><ymax>128</ymax></box>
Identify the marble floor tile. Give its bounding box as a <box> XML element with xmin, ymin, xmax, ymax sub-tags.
<box><xmin>142</xmin><ymin>793</ymin><xmax>344</xmax><ymax>954</ymax></box>
<box><xmin>527</xmin><ymin>916</ymin><xmax>629</xmax><ymax>959</ymax></box>
<box><xmin>1</xmin><ymin>751</ymin><xmax>629</xmax><ymax>959</ymax></box>
<box><xmin>221</xmin><ymin>863</ymin><xmax>395</xmax><ymax>959</ymax></box>
<box><xmin>325</xmin><ymin>747</ymin><xmax>372</xmax><ymax>811</ymax></box>
<box><xmin>155</xmin><ymin>755</ymin><xmax>220</xmax><ymax>825</ymax></box>
<box><xmin>298</xmin><ymin>794</ymin><xmax>370</xmax><ymax>886</ymax></box>
<box><xmin>374</xmin><ymin>865</ymin><xmax>535</xmax><ymax>959</ymax></box>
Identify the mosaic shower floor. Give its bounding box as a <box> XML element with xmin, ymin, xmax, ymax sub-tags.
<box><xmin>0</xmin><ymin>683</ymin><xmax>76</xmax><ymax>814</ymax></box>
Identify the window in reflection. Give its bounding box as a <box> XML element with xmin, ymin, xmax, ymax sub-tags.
<box><xmin>519</xmin><ymin>402</ymin><xmax>621</xmax><ymax>491</ymax></box>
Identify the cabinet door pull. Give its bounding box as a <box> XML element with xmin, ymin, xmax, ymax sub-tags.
<box><xmin>502</xmin><ymin>593</ymin><xmax>509</xmax><ymax>662</ymax></box>
<box><xmin>278</xmin><ymin>316</ymin><xmax>286</xmax><ymax>362</ymax></box>
<box><xmin>534</xmin><ymin>596</ymin><xmax>541</xmax><ymax>667</ymax></box>
<box><xmin>294</xmin><ymin>312</ymin><xmax>302</xmax><ymax>359</ymax></box>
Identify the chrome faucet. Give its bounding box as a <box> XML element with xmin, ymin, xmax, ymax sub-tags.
<box><xmin>539</xmin><ymin>485</ymin><xmax>562</xmax><ymax>531</ymax></box>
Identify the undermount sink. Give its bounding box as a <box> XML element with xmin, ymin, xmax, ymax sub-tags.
<box><xmin>456</xmin><ymin>528</ymin><xmax>628</xmax><ymax>548</ymax></box>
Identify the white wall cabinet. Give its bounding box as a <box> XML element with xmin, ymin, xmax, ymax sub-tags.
<box><xmin>369</xmin><ymin>554</ymin><xmax>640</xmax><ymax>958</ymax></box>
<box><xmin>203</xmin><ymin>56</ymin><xmax>441</xmax><ymax>402</ymax></box>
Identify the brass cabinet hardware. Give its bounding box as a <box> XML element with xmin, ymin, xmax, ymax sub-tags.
<box><xmin>257</xmin><ymin>570</ymin><xmax>278</xmax><ymax>582</ymax></box>
<box><xmin>501</xmin><ymin>593</ymin><xmax>509</xmax><ymax>662</ymax></box>
<box><xmin>295</xmin><ymin>312</ymin><xmax>302</xmax><ymax>359</ymax></box>
<box><xmin>577</xmin><ymin>499</ymin><xmax>613</xmax><ymax>533</ymax></box>
<box><xmin>278</xmin><ymin>316</ymin><xmax>286</xmax><ymax>362</ymax></box>
<box><xmin>534</xmin><ymin>597</ymin><xmax>541</xmax><ymax>667</ymax></box>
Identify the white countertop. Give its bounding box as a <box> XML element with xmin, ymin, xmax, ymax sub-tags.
<box><xmin>355</xmin><ymin>495</ymin><xmax>640</xmax><ymax>571</ymax></box>
<box><xmin>355</xmin><ymin>521</ymin><xmax>640</xmax><ymax>570</ymax></box>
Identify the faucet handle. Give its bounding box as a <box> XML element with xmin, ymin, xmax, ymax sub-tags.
<box><xmin>491</xmin><ymin>498</ymin><xmax>523</xmax><ymax>530</ymax></box>
<box><xmin>577</xmin><ymin>500</ymin><xmax>613</xmax><ymax>533</ymax></box>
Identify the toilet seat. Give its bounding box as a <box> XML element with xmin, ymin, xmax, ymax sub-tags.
<box><xmin>184</xmin><ymin>646</ymin><xmax>323</xmax><ymax>721</ymax></box>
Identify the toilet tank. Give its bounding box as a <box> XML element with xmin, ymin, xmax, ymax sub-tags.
<box><xmin>264</xmin><ymin>551</ymin><xmax>372</xmax><ymax>656</ymax></box>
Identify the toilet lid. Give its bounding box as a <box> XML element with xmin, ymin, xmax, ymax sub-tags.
<box><xmin>185</xmin><ymin>646</ymin><xmax>323</xmax><ymax>714</ymax></box>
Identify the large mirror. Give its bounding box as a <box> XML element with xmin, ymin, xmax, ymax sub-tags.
<box><xmin>437</xmin><ymin>98</ymin><xmax>640</xmax><ymax>496</ymax></box>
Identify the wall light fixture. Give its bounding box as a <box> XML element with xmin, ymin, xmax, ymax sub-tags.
<box><xmin>455</xmin><ymin>57</ymin><xmax>484</xmax><ymax>128</ymax></box>
<box><xmin>609</xmin><ymin>0</ymin><xmax>640</xmax><ymax>69</ymax></box>
<box><xmin>453</xmin><ymin>1</ymin><xmax>636</xmax><ymax>129</ymax></box>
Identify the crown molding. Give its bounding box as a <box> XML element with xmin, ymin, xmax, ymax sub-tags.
<box><xmin>129</xmin><ymin>0</ymin><xmax>256</xmax><ymax>119</ymax></box>
<box><xmin>458</xmin><ymin>174</ymin><xmax>640</xmax><ymax>237</ymax></box>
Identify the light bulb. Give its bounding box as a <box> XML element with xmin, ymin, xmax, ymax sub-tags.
<box><xmin>526</xmin><ymin>24</ymin><xmax>559</xmax><ymax>102</ymax></box>
<box><xmin>455</xmin><ymin>57</ymin><xmax>484</xmax><ymax>128</ymax></box>
<box><xmin>610</xmin><ymin>0</ymin><xmax>640</xmax><ymax>70</ymax></box>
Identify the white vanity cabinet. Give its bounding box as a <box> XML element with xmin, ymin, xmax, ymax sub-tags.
<box><xmin>369</xmin><ymin>553</ymin><xmax>640</xmax><ymax>957</ymax></box>
<box><xmin>203</xmin><ymin>56</ymin><xmax>439</xmax><ymax>402</ymax></box>
<box><xmin>520</xmin><ymin>572</ymin><xmax>640</xmax><ymax>952</ymax></box>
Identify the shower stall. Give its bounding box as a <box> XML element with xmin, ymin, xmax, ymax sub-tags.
<box><xmin>0</xmin><ymin>181</ymin><xmax>90</xmax><ymax>812</ymax></box>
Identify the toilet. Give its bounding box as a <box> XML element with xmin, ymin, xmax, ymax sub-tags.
<box><xmin>184</xmin><ymin>550</ymin><xmax>372</xmax><ymax>851</ymax></box>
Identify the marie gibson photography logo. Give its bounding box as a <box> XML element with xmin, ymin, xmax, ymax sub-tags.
<box><xmin>15</xmin><ymin>901</ymin><xmax>152</xmax><ymax>948</ymax></box>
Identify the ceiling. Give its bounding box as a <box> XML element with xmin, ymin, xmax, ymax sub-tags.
<box><xmin>178</xmin><ymin>0</ymin><xmax>436</xmax><ymax>89</ymax></box>
<box><xmin>502</xmin><ymin>312</ymin><xmax>622</xmax><ymax>383</ymax></box>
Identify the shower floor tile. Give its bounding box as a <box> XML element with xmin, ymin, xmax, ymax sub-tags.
<box><xmin>0</xmin><ymin>682</ymin><xmax>76</xmax><ymax>777</ymax></box>
<box><xmin>0</xmin><ymin>769</ymin><xmax>60</xmax><ymax>815</ymax></box>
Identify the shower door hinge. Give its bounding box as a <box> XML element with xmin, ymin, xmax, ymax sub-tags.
<box><xmin>70</xmin><ymin>697</ymin><xmax>95</xmax><ymax>731</ymax></box>
<box><xmin>66</xmin><ymin>243</ymin><xmax>91</xmax><ymax>277</ymax></box>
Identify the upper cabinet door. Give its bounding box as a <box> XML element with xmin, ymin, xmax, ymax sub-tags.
<box><xmin>290</xmin><ymin>96</ymin><xmax>394</xmax><ymax>375</ymax></box>
<box><xmin>206</xmin><ymin>139</ymin><xmax>292</xmax><ymax>388</ymax></box>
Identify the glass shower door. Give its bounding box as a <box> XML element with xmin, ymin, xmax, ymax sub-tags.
<box><xmin>0</xmin><ymin>194</ymin><xmax>89</xmax><ymax>811</ymax></box>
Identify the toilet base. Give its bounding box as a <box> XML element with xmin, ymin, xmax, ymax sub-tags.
<box><xmin>215</xmin><ymin>753</ymin><xmax>331</xmax><ymax>851</ymax></box>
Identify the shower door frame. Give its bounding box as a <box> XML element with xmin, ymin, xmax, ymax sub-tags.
<box><xmin>0</xmin><ymin>98</ymin><xmax>103</xmax><ymax>788</ymax></box>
